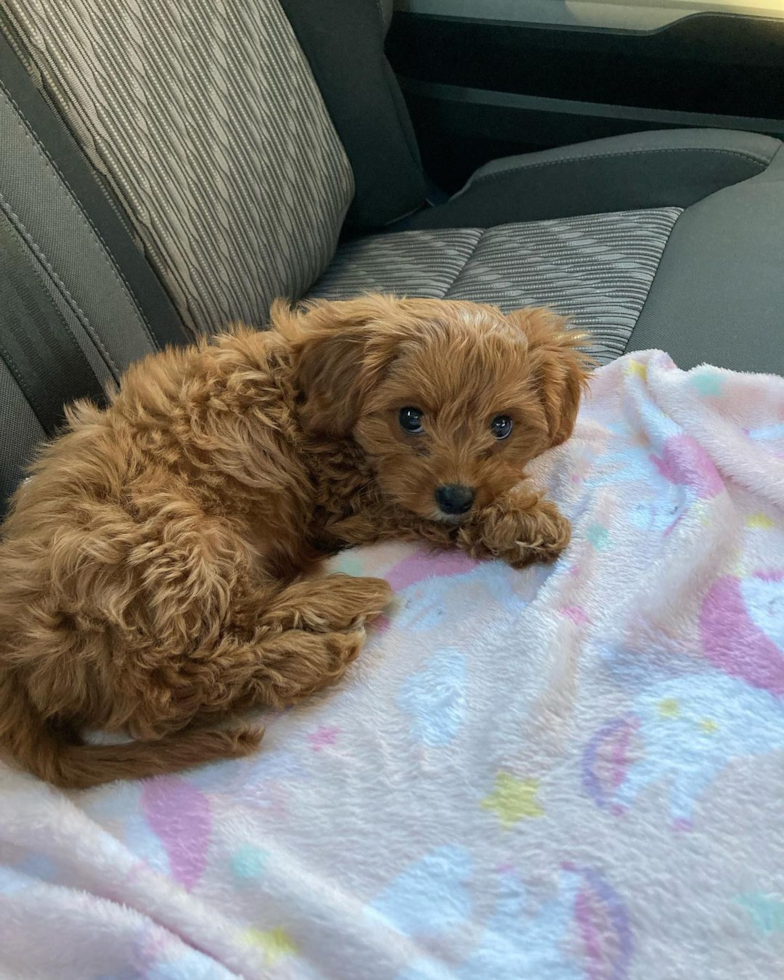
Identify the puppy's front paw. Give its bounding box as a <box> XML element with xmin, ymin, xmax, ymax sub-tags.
<box><xmin>462</xmin><ymin>496</ymin><xmax>571</xmax><ymax>569</ymax></box>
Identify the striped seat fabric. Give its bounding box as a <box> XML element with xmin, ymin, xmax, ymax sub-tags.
<box><xmin>310</xmin><ymin>209</ymin><xmax>682</xmax><ymax>365</ymax></box>
<box><xmin>3</xmin><ymin>0</ymin><xmax>354</xmax><ymax>336</ymax></box>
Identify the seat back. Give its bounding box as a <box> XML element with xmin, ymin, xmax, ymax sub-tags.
<box><xmin>0</xmin><ymin>32</ymin><xmax>188</xmax><ymax>517</ymax></box>
<box><xmin>2</xmin><ymin>0</ymin><xmax>354</xmax><ymax>336</ymax></box>
<box><xmin>279</xmin><ymin>0</ymin><xmax>426</xmax><ymax>230</ymax></box>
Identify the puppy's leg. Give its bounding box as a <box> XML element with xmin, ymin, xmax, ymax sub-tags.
<box><xmin>456</xmin><ymin>487</ymin><xmax>571</xmax><ymax>568</ymax></box>
<box><xmin>193</xmin><ymin>626</ymin><xmax>369</xmax><ymax>712</ymax></box>
<box><xmin>261</xmin><ymin>574</ymin><xmax>393</xmax><ymax>633</ymax></box>
<box><xmin>323</xmin><ymin>493</ymin><xmax>569</xmax><ymax>569</ymax></box>
<box><xmin>199</xmin><ymin>575</ymin><xmax>393</xmax><ymax>711</ymax></box>
<box><xmin>328</xmin><ymin>509</ymin><xmax>459</xmax><ymax>550</ymax></box>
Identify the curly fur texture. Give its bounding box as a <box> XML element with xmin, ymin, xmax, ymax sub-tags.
<box><xmin>0</xmin><ymin>296</ymin><xmax>590</xmax><ymax>788</ymax></box>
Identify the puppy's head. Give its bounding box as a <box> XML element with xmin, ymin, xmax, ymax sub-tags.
<box><xmin>279</xmin><ymin>295</ymin><xmax>590</xmax><ymax>522</ymax></box>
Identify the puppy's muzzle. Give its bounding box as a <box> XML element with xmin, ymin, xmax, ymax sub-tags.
<box><xmin>435</xmin><ymin>484</ymin><xmax>475</xmax><ymax>517</ymax></box>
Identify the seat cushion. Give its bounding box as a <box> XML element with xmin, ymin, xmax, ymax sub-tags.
<box><xmin>310</xmin><ymin>208</ymin><xmax>681</xmax><ymax>364</ymax></box>
<box><xmin>626</xmin><ymin>145</ymin><xmax>784</xmax><ymax>373</ymax></box>
<box><xmin>317</xmin><ymin>128</ymin><xmax>784</xmax><ymax>373</ymax></box>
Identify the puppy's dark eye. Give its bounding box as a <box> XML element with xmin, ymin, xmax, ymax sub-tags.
<box><xmin>491</xmin><ymin>415</ymin><xmax>513</xmax><ymax>440</ymax></box>
<box><xmin>399</xmin><ymin>407</ymin><xmax>425</xmax><ymax>434</ymax></box>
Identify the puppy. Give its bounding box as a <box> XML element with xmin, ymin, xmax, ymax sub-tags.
<box><xmin>0</xmin><ymin>296</ymin><xmax>589</xmax><ymax>788</ymax></box>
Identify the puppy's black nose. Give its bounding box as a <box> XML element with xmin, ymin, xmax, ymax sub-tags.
<box><xmin>435</xmin><ymin>484</ymin><xmax>475</xmax><ymax>516</ymax></box>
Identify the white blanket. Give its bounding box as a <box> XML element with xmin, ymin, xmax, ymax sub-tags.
<box><xmin>1</xmin><ymin>350</ymin><xmax>783</xmax><ymax>979</ymax></box>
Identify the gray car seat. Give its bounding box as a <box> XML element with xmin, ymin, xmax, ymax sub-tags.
<box><xmin>1</xmin><ymin>0</ymin><xmax>782</xmax><ymax>519</ymax></box>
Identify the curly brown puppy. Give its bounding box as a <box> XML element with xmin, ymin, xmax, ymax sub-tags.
<box><xmin>0</xmin><ymin>296</ymin><xmax>589</xmax><ymax>788</ymax></box>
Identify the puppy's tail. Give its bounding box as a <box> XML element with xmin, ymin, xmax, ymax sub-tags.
<box><xmin>0</xmin><ymin>675</ymin><xmax>263</xmax><ymax>790</ymax></box>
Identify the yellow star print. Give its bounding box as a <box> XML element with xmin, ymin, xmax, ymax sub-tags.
<box><xmin>482</xmin><ymin>772</ymin><xmax>544</xmax><ymax>827</ymax></box>
<box><xmin>658</xmin><ymin>698</ymin><xmax>680</xmax><ymax>719</ymax></box>
<box><xmin>746</xmin><ymin>513</ymin><xmax>776</xmax><ymax>530</ymax></box>
<box><xmin>245</xmin><ymin>927</ymin><xmax>297</xmax><ymax>965</ymax></box>
<box><xmin>626</xmin><ymin>360</ymin><xmax>648</xmax><ymax>382</ymax></box>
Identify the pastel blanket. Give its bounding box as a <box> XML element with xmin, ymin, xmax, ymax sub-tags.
<box><xmin>2</xmin><ymin>350</ymin><xmax>784</xmax><ymax>980</ymax></box>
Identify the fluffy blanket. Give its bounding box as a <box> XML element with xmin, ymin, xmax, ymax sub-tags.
<box><xmin>1</xmin><ymin>350</ymin><xmax>784</xmax><ymax>980</ymax></box>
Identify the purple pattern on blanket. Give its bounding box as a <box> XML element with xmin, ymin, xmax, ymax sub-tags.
<box><xmin>700</xmin><ymin>571</ymin><xmax>784</xmax><ymax>696</ymax></box>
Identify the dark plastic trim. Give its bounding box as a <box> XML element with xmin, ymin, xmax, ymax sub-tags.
<box><xmin>400</xmin><ymin>78</ymin><xmax>784</xmax><ymax>142</ymax></box>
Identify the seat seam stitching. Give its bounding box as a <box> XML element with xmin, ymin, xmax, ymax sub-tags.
<box><xmin>0</xmin><ymin>194</ymin><xmax>115</xmax><ymax>389</ymax></box>
<box><xmin>0</xmin><ymin>195</ymin><xmax>120</xmax><ymax>379</ymax></box>
<box><xmin>0</xmin><ymin>79</ymin><xmax>159</xmax><ymax>354</ymax></box>
<box><xmin>443</xmin><ymin>229</ymin><xmax>487</xmax><ymax>298</ymax></box>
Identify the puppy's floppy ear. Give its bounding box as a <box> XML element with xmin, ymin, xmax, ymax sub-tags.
<box><xmin>273</xmin><ymin>296</ymin><xmax>405</xmax><ymax>437</ymax></box>
<box><xmin>508</xmin><ymin>307</ymin><xmax>592</xmax><ymax>448</ymax></box>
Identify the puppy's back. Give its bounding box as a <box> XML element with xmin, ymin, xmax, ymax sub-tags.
<box><xmin>0</xmin><ymin>332</ymin><xmax>281</xmax><ymax>786</ymax></box>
